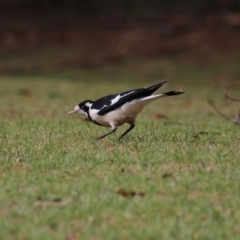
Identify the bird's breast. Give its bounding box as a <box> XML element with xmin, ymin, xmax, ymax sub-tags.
<box><xmin>89</xmin><ymin>102</ymin><xmax>144</xmax><ymax>127</ymax></box>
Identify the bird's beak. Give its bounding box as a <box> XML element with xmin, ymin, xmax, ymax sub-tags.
<box><xmin>66</xmin><ymin>110</ymin><xmax>77</xmax><ymax>116</ymax></box>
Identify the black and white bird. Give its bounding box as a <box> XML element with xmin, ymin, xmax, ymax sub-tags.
<box><xmin>67</xmin><ymin>81</ymin><xmax>184</xmax><ymax>140</ymax></box>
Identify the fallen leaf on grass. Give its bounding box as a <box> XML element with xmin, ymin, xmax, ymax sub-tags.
<box><xmin>15</xmin><ymin>157</ymin><xmax>21</xmax><ymax>164</ymax></box>
<box><xmin>18</xmin><ymin>88</ymin><xmax>33</xmax><ymax>99</ymax></box>
<box><xmin>193</xmin><ymin>131</ymin><xmax>222</xmax><ymax>138</ymax></box>
<box><xmin>162</xmin><ymin>173</ymin><xmax>173</xmax><ymax>179</ymax></box>
<box><xmin>200</xmin><ymin>216</ymin><xmax>207</xmax><ymax>222</ymax></box>
<box><xmin>117</xmin><ymin>189</ymin><xmax>145</xmax><ymax>198</ymax></box>
<box><xmin>34</xmin><ymin>197</ymin><xmax>72</xmax><ymax>207</ymax></box>
<box><xmin>188</xmin><ymin>191</ymin><xmax>203</xmax><ymax>199</ymax></box>
<box><xmin>154</xmin><ymin>112</ymin><xmax>168</xmax><ymax>119</ymax></box>
<box><xmin>66</xmin><ymin>235</ymin><xmax>78</xmax><ymax>240</ymax></box>
<box><xmin>180</xmin><ymin>100</ymin><xmax>192</xmax><ymax>107</ymax></box>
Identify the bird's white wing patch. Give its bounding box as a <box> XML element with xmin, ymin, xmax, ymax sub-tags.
<box><xmin>111</xmin><ymin>91</ymin><xmax>136</xmax><ymax>106</ymax></box>
<box><xmin>110</xmin><ymin>95</ymin><xmax>121</xmax><ymax>105</ymax></box>
<box><xmin>100</xmin><ymin>104</ymin><xmax>108</xmax><ymax>110</ymax></box>
<box><xmin>121</xmin><ymin>91</ymin><xmax>135</xmax><ymax>98</ymax></box>
<box><xmin>110</xmin><ymin>91</ymin><xmax>135</xmax><ymax>105</ymax></box>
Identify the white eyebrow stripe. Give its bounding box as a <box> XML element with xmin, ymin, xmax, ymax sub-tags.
<box><xmin>101</xmin><ymin>104</ymin><xmax>108</xmax><ymax>109</ymax></box>
<box><xmin>85</xmin><ymin>102</ymin><xmax>93</xmax><ymax>107</ymax></box>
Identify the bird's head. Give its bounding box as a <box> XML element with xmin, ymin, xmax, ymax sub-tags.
<box><xmin>66</xmin><ymin>100</ymin><xmax>93</xmax><ymax>117</ymax></box>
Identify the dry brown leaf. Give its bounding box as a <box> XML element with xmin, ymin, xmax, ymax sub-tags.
<box><xmin>117</xmin><ymin>189</ymin><xmax>145</xmax><ymax>198</ymax></box>
<box><xmin>66</xmin><ymin>236</ymin><xmax>78</xmax><ymax>240</ymax></box>
<box><xmin>162</xmin><ymin>173</ymin><xmax>173</xmax><ymax>179</ymax></box>
<box><xmin>153</xmin><ymin>112</ymin><xmax>168</xmax><ymax>119</ymax></box>
<box><xmin>180</xmin><ymin>100</ymin><xmax>192</xmax><ymax>107</ymax></box>
<box><xmin>18</xmin><ymin>88</ymin><xmax>33</xmax><ymax>99</ymax></box>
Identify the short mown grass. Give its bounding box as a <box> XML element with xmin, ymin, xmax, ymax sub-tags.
<box><xmin>1</xmin><ymin>52</ymin><xmax>240</xmax><ymax>240</ymax></box>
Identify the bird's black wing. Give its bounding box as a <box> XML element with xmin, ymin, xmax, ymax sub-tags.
<box><xmin>92</xmin><ymin>81</ymin><xmax>167</xmax><ymax>116</ymax></box>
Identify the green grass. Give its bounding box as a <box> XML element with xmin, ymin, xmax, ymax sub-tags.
<box><xmin>1</xmin><ymin>52</ymin><xmax>240</xmax><ymax>240</ymax></box>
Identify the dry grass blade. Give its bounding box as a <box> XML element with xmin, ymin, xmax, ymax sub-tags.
<box><xmin>34</xmin><ymin>197</ymin><xmax>72</xmax><ymax>207</ymax></box>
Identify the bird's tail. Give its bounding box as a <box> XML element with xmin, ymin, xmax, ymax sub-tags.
<box><xmin>137</xmin><ymin>90</ymin><xmax>184</xmax><ymax>104</ymax></box>
<box><xmin>163</xmin><ymin>90</ymin><xmax>184</xmax><ymax>96</ymax></box>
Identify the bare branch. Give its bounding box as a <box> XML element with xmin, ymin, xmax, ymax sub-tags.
<box><xmin>224</xmin><ymin>80</ymin><xmax>240</xmax><ymax>102</ymax></box>
<box><xmin>208</xmin><ymin>99</ymin><xmax>240</xmax><ymax>125</ymax></box>
<box><xmin>208</xmin><ymin>99</ymin><xmax>233</xmax><ymax>122</ymax></box>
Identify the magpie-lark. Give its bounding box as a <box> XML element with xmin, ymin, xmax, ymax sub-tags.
<box><xmin>67</xmin><ymin>81</ymin><xmax>184</xmax><ymax>140</ymax></box>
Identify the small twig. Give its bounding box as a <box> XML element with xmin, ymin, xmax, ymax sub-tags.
<box><xmin>208</xmin><ymin>99</ymin><xmax>240</xmax><ymax>125</ymax></box>
<box><xmin>207</xmin><ymin>99</ymin><xmax>233</xmax><ymax>122</ymax></box>
<box><xmin>231</xmin><ymin>107</ymin><xmax>240</xmax><ymax>124</ymax></box>
<box><xmin>238</xmin><ymin>107</ymin><xmax>240</xmax><ymax>124</ymax></box>
<box><xmin>224</xmin><ymin>80</ymin><xmax>240</xmax><ymax>102</ymax></box>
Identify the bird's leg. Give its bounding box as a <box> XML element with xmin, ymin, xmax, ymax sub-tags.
<box><xmin>97</xmin><ymin>126</ymin><xmax>117</xmax><ymax>140</ymax></box>
<box><xmin>119</xmin><ymin>124</ymin><xmax>135</xmax><ymax>139</ymax></box>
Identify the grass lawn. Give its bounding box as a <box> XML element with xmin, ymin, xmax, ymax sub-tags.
<box><xmin>1</xmin><ymin>51</ymin><xmax>240</xmax><ymax>240</ymax></box>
